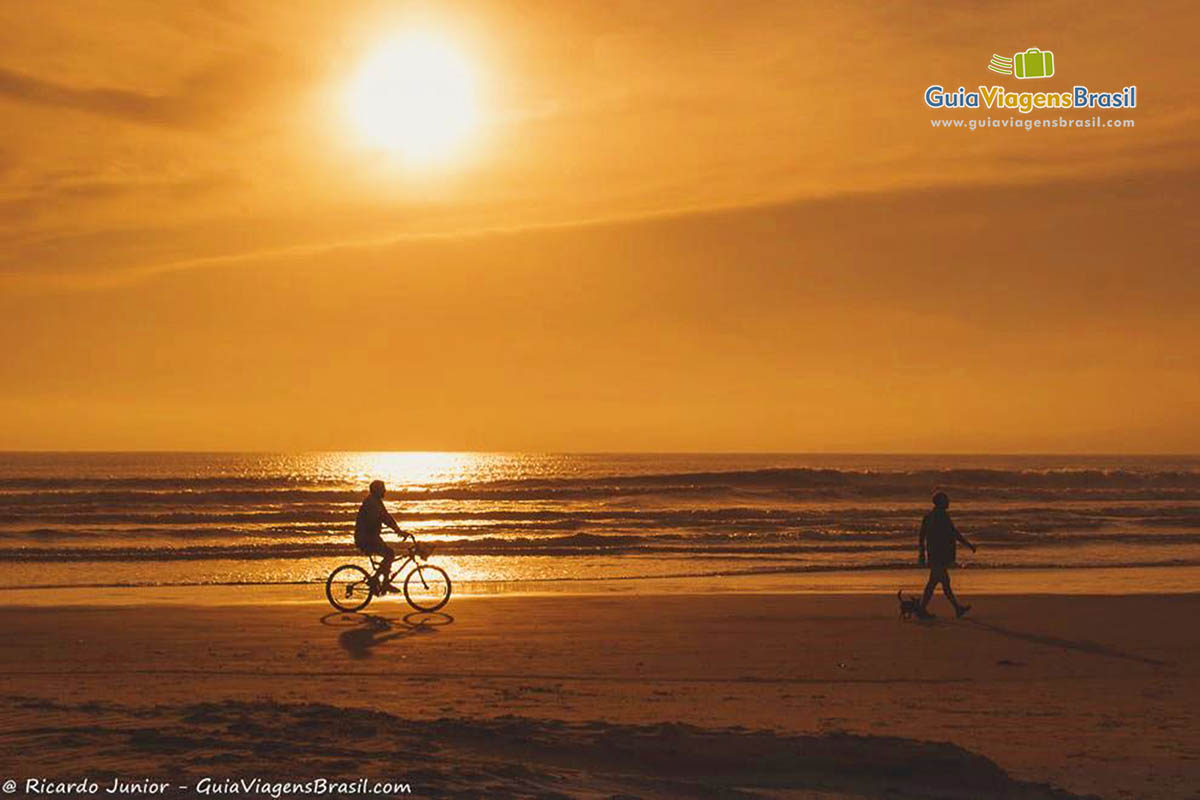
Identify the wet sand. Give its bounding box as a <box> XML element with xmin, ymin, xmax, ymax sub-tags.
<box><xmin>0</xmin><ymin>591</ymin><xmax>1196</xmax><ymax>799</ymax></box>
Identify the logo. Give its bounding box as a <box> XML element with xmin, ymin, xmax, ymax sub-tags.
<box><xmin>989</xmin><ymin>48</ymin><xmax>1055</xmax><ymax>79</ymax></box>
<box><xmin>988</xmin><ymin>54</ymin><xmax>1013</xmax><ymax>75</ymax></box>
<box><xmin>924</xmin><ymin>47</ymin><xmax>1136</xmax><ymax>115</ymax></box>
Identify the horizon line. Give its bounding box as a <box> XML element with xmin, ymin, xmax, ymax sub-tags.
<box><xmin>1</xmin><ymin>449</ymin><xmax>1197</xmax><ymax>457</ymax></box>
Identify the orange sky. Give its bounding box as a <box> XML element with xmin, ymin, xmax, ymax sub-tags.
<box><xmin>0</xmin><ymin>0</ymin><xmax>1197</xmax><ymax>451</ymax></box>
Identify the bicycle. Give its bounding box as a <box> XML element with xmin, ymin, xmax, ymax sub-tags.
<box><xmin>325</xmin><ymin>538</ymin><xmax>452</xmax><ymax>613</ymax></box>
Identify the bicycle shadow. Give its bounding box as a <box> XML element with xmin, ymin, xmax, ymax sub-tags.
<box><xmin>320</xmin><ymin>610</ymin><xmax>455</xmax><ymax>660</ymax></box>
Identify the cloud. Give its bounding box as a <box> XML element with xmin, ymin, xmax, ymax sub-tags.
<box><xmin>0</xmin><ymin>172</ymin><xmax>236</xmax><ymax>234</ymax></box>
<box><xmin>2</xmin><ymin>163</ymin><xmax>1196</xmax><ymax>299</ymax></box>
<box><xmin>0</xmin><ymin>49</ymin><xmax>303</xmax><ymax>128</ymax></box>
<box><xmin>0</xmin><ymin>67</ymin><xmax>183</xmax><ymax>125</ymax></box>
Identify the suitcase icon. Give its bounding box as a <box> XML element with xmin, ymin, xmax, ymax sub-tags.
<box><xmin>1014</xmin><ymin>48</ymin><xmax>1054</xmax><ymax>79</ymax></box>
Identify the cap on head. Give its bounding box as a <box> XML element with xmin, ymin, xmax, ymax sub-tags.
<box><xmin>932</xmin><ymin>491</ymin><xmax>949</xmax><ymax>508</ymax></box>
<box><xmin>369</xmin><ymin>479</ymin><xmax>386</xmax><ymax>497</ymax></box>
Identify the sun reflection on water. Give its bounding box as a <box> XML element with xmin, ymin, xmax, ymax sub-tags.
<box><xmin>321</xmin><ymin>451</ymin><xmax>503</xmax><ymax>489</ymax></box>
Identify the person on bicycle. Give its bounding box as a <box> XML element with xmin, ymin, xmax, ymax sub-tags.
<box><xmin>355</xmin><ymin>480</ymin><xmax>410</xmax><ymax>593</ymax></box>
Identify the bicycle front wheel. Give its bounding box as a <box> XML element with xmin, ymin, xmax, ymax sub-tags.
<box><xmin>403</xmin><ymin>564</ymin><xmax>451</xmax><ymax>612</ymax></box>
<box><xmin>326</xmin><ymin>564</ymin><xmax>374</xmax><ymax>612</ymax></box>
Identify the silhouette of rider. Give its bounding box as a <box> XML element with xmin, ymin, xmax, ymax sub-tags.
<box><xmin>355</xmin><ymin>480</ymin><xmax>411</xmax><ymax>593</ymax></box>
<box><xmin>918</xmin><ymin>491</ymin><xmax>977</xmax><ymax>618</ymax></box>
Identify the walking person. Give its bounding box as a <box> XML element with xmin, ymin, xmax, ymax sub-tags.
<box><xmin>918</xmin><ymin>491</ymin><xmax>977</xmax><ymax>618</ymax></box>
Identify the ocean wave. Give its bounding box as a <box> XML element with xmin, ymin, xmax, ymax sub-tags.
<box><xmin>0</xmin><ymin>535</ymin><xmax>909</xmax><ymax>562</ymax></box>
<box><xmin>4</xmin><ymin>466</ymin><xmax>1200</xmax><ymax>496</ymax></box>
<box><xmin>0</xmin><ymin>510</ymin><xmax>351</xmax><ymax>526</ymax></box>
<box><xmin>3</xmin><ymin>526</ymin><xmax>1200</xmax><ymax>562</ymax></box>
<box><xmin>473</xmin><ymin>467</ymin><xmax>1200</xmax><ymax>490</ymax></box>
<box><xmin>4</xmin><ymin>503</ymin><xmax>1200</xmax><ymax>530</ymax></box>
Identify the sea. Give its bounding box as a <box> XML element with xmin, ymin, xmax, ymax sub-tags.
<box><xmin>1</xmin><ymin>452</ymin><xmax>1199</xmax><ymax>594</ymax></box>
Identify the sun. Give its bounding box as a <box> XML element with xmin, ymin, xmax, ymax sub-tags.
<box><xmin>345</xmin><ymin>32</ymin><xmax>479</xmax><ymax>166</ymax></box>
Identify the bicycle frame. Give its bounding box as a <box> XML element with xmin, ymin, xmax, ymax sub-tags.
<box><xmin>369</xmin><ymin>552</ymin><xmax>418</xmax><ymax>586</ymax></box>
<box><xmin>368</xmin><ymin>541</ymin><xmax>435</xmax><ymax>588</ymax></box>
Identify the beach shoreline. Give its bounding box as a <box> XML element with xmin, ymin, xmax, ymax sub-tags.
<box><xmin>0</xmin><ymin>590</ymin><xmax>1195</xmax><ymax>799</ymax></box>
<box><xmin>2</xmin><ymin>563</ymin><xmax>1198</xmax><ymax>607</ymax></box>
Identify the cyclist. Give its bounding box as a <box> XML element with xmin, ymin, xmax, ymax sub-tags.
<box><xmin>355</xmin><ymin>480</ymin><xmax>411</xmax><ymax>593</ymax></box>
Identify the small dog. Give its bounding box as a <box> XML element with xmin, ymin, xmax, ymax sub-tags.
<box><xmin>898</xmin><ymin>590</ymin><xmax>924</xmax><ymax>620</ymax></box>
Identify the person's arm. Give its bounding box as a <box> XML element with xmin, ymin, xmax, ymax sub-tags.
<box><xmin>918</xmin><ymin>517</ymin><xmax>928</xmax><ymax>566</ymax></box>
<box><xmin>950</xmin><ymin>515</ymin><xmax>977</xmax><ymax>553</ymax></box>
<box><xmin>381</xmin><ymin>505</ymin><xmax>412</xmax><ymax>540</ymax></box>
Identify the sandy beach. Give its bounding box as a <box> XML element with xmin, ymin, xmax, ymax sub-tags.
<box><xmin>0</xmin><ymin>588</ymin><xmax>1195</xmax><ymax>799</ymax></box>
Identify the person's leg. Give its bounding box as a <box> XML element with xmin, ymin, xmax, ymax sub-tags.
<box><xmin>363</xmin><ymin>540</ymin><xmax>394</xmax><ymax>591</ymax></box>
<box><xmin>379</xmin><ymin>543</ymin><xmax>396</xmax><ymax>590</ymax></box>
<box><xmin>941</xmin><ymin>569</ymin><xmax>960</xmax><ymax>610</ymax></box>
<box><xmin>920</xmin><ymin>568</ymin><xmax>940</xmax><ymax>610</ymax></box>
<box><xmin>942</xmin><ymin>569</ymin><xmax>971</xmax><ymax>617</ymax></box>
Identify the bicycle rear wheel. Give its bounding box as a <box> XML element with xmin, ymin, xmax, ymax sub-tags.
<box><xmin>326</xmin><ymin>564</ymin><xmax>374</xmax><ymax>612</ymax></box>
<box><xmin>403</xmin><ymin>564</ymin><xmax>451</xmax><ymax>612</ymax></box>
